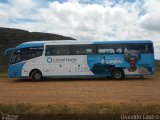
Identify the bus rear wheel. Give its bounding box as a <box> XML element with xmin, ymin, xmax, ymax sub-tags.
<box><xmin>111</xmin><ymin>68</ymin><xmax>124</xmax><ymax>80</ymax></box>
<box><xmin>31</xmin><ymin>71</ymin><xmax>42</xmax><ymax>81</ymax></box>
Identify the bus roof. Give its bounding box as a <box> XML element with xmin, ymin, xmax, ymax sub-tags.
<box><xmin>15</xmin><ymin>40</ymin><xmax>153</xmax><ymax>49</ymax></box>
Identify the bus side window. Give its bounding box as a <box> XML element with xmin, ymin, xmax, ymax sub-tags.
<box><xmin>45</xmin><ymin>46</ymin><xmax>51</xmax><ymax>56</ymax></box>
<box><xmin>86</xmin><ymin>49</ymin><xmax>93</xmax><ymax>54</ymax></box>
<box><xmin>116</xmin><ymin>48</ymin><xmax>123</xmax><ymax>54</ymax></box>
<box><xmin>75</xmin><ymin>50</ymin><xmax>80</xmax><ymax>54</ymax></box>
<box><xmin>58</xmin><ymin>46</ymin><xmax>70</xmax><ymax>55</ymax></box>
<box><xmin>124</xmin><ymin>48</ymin><xmax>128</xmax><ymax>53</ymax></box>
<box><xmin>144</xmin><ymin>45</ymin><xmax>149</xmax><ymax>53</ymax></box>
<box><xmin>46</xmin><ymin>45</ymin><xmax>70</xmax><ymax>55</ymax></box>
<box><xmin>71</xmin><ymin>45</ymin><xmax>96</xmax><ymax>55</ymax></box>
<box><xmin>56</xmin><ymin>50</ymin><xmax>60</xmax><ymax>55</ymax></box>
<box><xmin>148</xmin><ymin>44</ymin><xmax>154</xmax><ymax>53</ymax></box>
<box><xmin>143</xmin><ymin>44</ymin><xmax>153</xmax><ymax>53</ymax></box>
<box><xmin>97</xmin><ymin>45</ymin><xmax>116</xmax><ymax>54</ymax></box>
<box><xmin>124</xmin><ymin>44</ymin><xmax>153</xmax><ymax>54</ymax></box>
<box><xmin>124</xmin><ymin>44</ymin><xmax>141</xmax><ymax>53</ymax></box>
<box><xmin>98</xmin><ymin>49</ymin><xmax>115</xmax><ymax>54</ymax></box>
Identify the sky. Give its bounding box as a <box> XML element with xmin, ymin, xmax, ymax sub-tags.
<box><xmin>0</xmin><ymin>0</ymin><xmax>160</xmax><ymax>59</ymax></box>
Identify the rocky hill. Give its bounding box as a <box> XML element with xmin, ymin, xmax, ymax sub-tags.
<box><xmin>0</xmin><ymin>27</ymin><xmax>75</xmax><ymax>54</ymax></box>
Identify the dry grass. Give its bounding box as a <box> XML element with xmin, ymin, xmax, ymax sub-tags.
<box><xmin>0</xmin><ymin>103</ymin><xmax>160</xmax><ymax>114</ymax></box>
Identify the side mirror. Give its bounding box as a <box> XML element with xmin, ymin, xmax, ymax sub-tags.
<box><xmin>4</xmin><ymin>48</ymin><xmax>15</xmax><ymax>56</ymax></box>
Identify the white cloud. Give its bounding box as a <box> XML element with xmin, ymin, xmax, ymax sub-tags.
<box><xmin>0</xmin><ymin>0</ymin><xmax>160</xmax><ymax>59</ymax></box>
<box><xmin>139</xmin><ymin>0</ymin><xmax>160</xmax><ymax>32</ymax></box>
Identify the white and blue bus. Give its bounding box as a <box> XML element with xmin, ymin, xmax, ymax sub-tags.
<box><xmin>4</xmin><ymin>40</ymin><xmax>155</xmax><ymax>81</ymax></box>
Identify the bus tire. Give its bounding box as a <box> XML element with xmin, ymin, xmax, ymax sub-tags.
<box><xmin>31</xmin><ymin>70</ymin><xmax>43</xmax><ymax>81</ymax></box>
<box><xmin>111</xmin><ymin>68</ymin><xmax>124</xmax><ymax>80</ymax></box>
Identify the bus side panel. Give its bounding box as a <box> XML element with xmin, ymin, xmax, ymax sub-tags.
<box><xmin>87</xmin><ymin>54</ymin><xmax>124</xmax><ymax>76</ymax></box>
<box><xmin>87</xmin><ymin>54</ymin><xmax>154</xmax><ymax>76</ymax></box>
<box><xmin>44</xmin><ymin>55</ymin><xmax>94</xmax><ymax>76</ymax></box>
<box><xmin>21</xmin><ymin>53</ymin><xmax>154</xmax><ymax>77</ymax></box>
<box><xmin>22</xmin><ymin>57</ymin><xmax>44</xmax><ymax>77</ymax></box>
<box><xmin>22</xmin><ymin>55</ymin><xmax>94</xmax><ymax>77</ymax></box>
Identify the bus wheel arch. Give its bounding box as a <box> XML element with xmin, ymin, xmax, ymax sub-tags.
<box><xmin>111</xmin><ymin>68</ymin><xmax>125</xmax><ymax>80</ymax></box>
<box><xmin>29</xmin><ymin>69</ymin><xmax>43</xmax><ymax>81</ymax></box>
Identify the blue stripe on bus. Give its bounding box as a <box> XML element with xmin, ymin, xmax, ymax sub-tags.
<box><xmin>16</xmin><ymin>43</ymin><xmax>45</xmax><ymax>49</ymax></box>
<box><xmin>93</xmin><ymin>40</ymin><xmax>152</xmax><ymax>44</ymax></box>
<box><xmin>8</xmin><ymin>62</ymin><xmax>25</xmax><ymax>78</ymax></box>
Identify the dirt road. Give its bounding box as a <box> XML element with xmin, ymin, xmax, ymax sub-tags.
<box><xmin>0</xmin><ymin>73</ymin><xmax>160</xmax><ymax>105</ymax></box>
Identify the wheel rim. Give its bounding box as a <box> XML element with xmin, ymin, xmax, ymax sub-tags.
<box><xmin>34</xmin><ymin>73</ymin><xmax>41</xmax><ymax>80</ymax></box>
<box><xmin>114</xmin><ymin>70</ymin><xmax>122</xmax><ymax>79</ymax></box>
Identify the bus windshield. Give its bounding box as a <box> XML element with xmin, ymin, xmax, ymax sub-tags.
<box><xmin>10</xmin><ymin>46</ymin><xmax>44</xmax><ymax>64</ymax></box>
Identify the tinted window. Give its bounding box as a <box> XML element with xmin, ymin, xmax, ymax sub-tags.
<box><xmin>45</xmin><ymin>43</ymin><xmax>153</xmax><ymax>56</ymax></box>
<box><xmin>146</xmin><ymin>43</ymin><xmax>154</xmax><ymax>53</ymax></box>
<box><xmin>10</xmin><ymin>46</ymin><xmax>43</xmax><ymax>64</ymax></box>
<box><xmin>70</xmin><ymin>45</ymin><xmax>97</xmax><ymax>55</ymax></box>
<box><xmin>45</xmin><ymin>45</ymin><xmax>70</xmax><ymax>56</ymax></box>
<box><xmin>123</xmin><ymin>43</ymin><xmax>153</xmax><ymax>53</ymax></box>
<box><xmin>10</xmin><ymin>50</ymin><xmax>21</xmax><ymax>64</ymax></box>
<box><xmin>21</xmin><ymin>47</ymin><xmax>43</xmax><ymax>61</ymax></box>
<box><xmin>97</xmin><ymin>45</ymin><xmax>123</xmax><ymax>54</ymax></box>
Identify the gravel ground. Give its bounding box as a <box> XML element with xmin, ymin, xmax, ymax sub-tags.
<box><xmin>0</xmin><ymin>73</ymin><xmax>160</xmax><ymax>105</ymax></box>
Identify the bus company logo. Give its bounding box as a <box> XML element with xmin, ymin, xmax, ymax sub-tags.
<box><xmin>47</xmin><ymin>57</ymin><xmax>77</xmax><ymax>63</ymax></box>
<box><xmin>47</xmin><ymin>57</ymin><xmax>52</xmax><ymax>63</ymax></box>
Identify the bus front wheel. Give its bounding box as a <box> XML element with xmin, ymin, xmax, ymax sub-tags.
<box><xmin>111</xmin><ymin>68</ymin><xmax>124</xmax><ymax>80</ymax></box>
<box><xmin>31</xmin><ymin>70</ymin><xmax>43</xmax><ymax>81</ymax></box>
